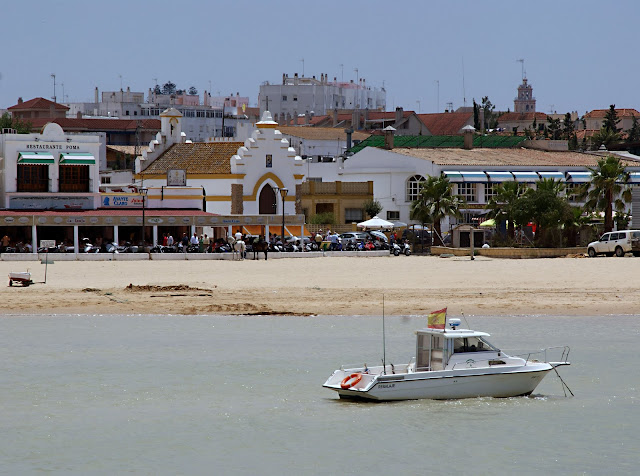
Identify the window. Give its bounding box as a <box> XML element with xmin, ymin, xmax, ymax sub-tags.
<box><xmin>282</xmin><ymin>95</ymin><xmax>287</xmax><ymax>101</ymax></box>
<box><xmin>17</xmin><ymin>165</ymin><xmax>48</xmax><ymax>192</ymax></box>
<box><xmin>565</xmin><ymin>183</ymin><xmax>581</xmax><ymax>202</ymax></box>
<box><xmin>406</xmin><ymin>175</ymin><xmax>426</xmax><ymax>202</ymax></box>
<box><xmin>484</xmin><ymin>183</ymin><xmax>498</xmax><ymax>201</ymax></box>
<box><xmin>456</xmin><ymin>183</ymin><xmax>476</xmax><ymax>202</ymax></box>
<box><xmin>387</xmin><ymin>211</ymin><xmax>400</xmax><ymax>221</ymax></box>
<box><xmin>265</xmin><ymin>154</ymin><xmax>272</xmax><ymax>168</ymax></box>
<box><xmin>293</xmin><ymin>95</ymin><xmax>298</xmax><ymax>101</ymax></box>
<box><xmin>59</xmin><ymin>165</ymin><xmax>90</xmax><ymax>193</ymax></box>
<box><xmin>101</xmin><ymin>176</ymin><xmax>111</xmax><ymax>184</ymax></box>
<box><xmin>345</xmin><ymin>208</ymin><xmax>364</xmax><ymax>223</ymax></box>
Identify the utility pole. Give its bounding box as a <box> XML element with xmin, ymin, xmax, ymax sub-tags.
<box><xmin>301</xmin><ymin>58</ymin><xmax>304</xmax><ymax>77</ymax></box>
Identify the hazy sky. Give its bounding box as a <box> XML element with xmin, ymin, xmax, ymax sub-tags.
<box><xmin>1</xmin><ymin>0</ymin><xmax>638</xmax><ymax>116</ymax></box>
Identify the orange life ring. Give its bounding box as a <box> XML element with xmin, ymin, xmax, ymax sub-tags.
<box><xmin>340</xmin><ymin>373</ymin><xmax>363</xmax><ymax>389</ymax></box>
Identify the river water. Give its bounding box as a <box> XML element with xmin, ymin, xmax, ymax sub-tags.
<box><xmin>1</xmin><ymin>314</ymin><xmax>638</xmax><ymax>475</ymax></box>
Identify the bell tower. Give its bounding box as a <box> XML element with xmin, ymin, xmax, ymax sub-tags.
<box><xmin>514</xmin><ymin>77</ymin><xmax>536</xmax><ymax>113</ymax></box>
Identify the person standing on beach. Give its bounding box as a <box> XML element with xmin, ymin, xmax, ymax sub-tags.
<box><xmin>167</xmin><ymin>233</ymin><xmax>174</xmax><ymax>247</ymax></box>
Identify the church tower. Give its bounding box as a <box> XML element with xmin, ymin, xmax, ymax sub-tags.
<box><xmin>514</xmin><ymin>78</ymin><xmax>536</xmax><ymax>113</ymax></box>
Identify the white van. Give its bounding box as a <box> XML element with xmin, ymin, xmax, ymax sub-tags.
<box><xmin>587</xmin><ymin>230</ymin><xmax>640</xmax><ymax>257</ymax></box>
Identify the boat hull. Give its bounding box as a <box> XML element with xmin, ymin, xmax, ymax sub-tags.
<box><xmin>326</xmin><ymin>365</ymin><xmax>552</xmax><ymax>401</ymax></box>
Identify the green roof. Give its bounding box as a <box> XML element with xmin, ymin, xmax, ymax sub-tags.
<box><xmin>348</xmin><ymin>135</ymin><xmax>527</xmax><ymax>154</ymax></box>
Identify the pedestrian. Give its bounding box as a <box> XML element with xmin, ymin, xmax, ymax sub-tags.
<box><xmin>162</xmin><ymin>233</ymin><xmax>168</xmax><ymax>246</ymax></box>
<box><xmin>198</xmin><ymin>234</ymin><xmax>204</xmax><ymax>253</ymax></box>
<box><xmin>167</xmin><ymin>233</ymin><xmax>174</xmax><ymax>247</ymax></box>
<box><xmin>1</xmin><ymin>234</ymin><xmax>10</xmax><ymax>252</ymax></box>
<box><xmin>203</xmin><ymin>234</ymin><xmax>210</xmax><ymax>252</ymax></box>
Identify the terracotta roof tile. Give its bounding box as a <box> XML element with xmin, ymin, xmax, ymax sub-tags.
<box><xmin>278</xmin><ymin>126</ymin><xmax>369</xmax><ymax>141</ymax></box>
<box><xmin>141</xmin><ymin>142</ymin><xmax>242</xmax><ymax>174</ymax></box>
<box><xmin>498</xmin><ymin>112</ymin><xmax>547</xmax><ymax>122</ymax></box>
<box><xmin>391</xmin><ymin>148</ymin><xmax>639</xmax><ymax>167</ymax></box>
<box><xmin>7</xmin><ymin>97</ymin><xmax>69</xmax><ymax>111</ymax></box>
<box><xmin>29</xmin><ymin>118</ymin><xmax>161</xmax><ymax>131</ymax></box>
<box><xmin>584</xmin><ymin>108</ymin><xmax>640</xmax><ymax>118</ymax></box>
<box><xmin>416</xmin><ymin>112</ymin><xmax>473</xmax><ymax>135</ymax></box>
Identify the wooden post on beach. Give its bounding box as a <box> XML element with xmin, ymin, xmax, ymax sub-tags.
<box><xmin>470</xmin><ymin>228</ymin><xmax>475</xmax><ymax>260</ymax></box>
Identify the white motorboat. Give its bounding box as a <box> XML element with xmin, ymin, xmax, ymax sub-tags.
<box><xmin>323</xmin><ymin>317</ymin><xmax>570</xmax><ymax>401</ymax></box>
<box><xmin>8</xmin><ymin>271</ymin><xmax>33</xmax><ymax>287</ymax></box>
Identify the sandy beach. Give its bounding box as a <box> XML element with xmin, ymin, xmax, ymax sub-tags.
<box><xmin>1</xmin><ymin>255</ymin><xmax>638</xmax><ymax>317</ymax></box>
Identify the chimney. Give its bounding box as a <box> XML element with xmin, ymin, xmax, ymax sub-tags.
<box><xmin>363</xmin><ymin>108</ymin><xmax>369</xmax><ymax>123</ymax></box>
<box><xmin>333</xmin><ymin>108</ymin><xmax>338</xmax><ymax>126</ymax></box>
<box><xmin>384</xmin><ymin>126</ymin><xmax>396</xmax><ymax>150</ymax></box>
<box><xmin>462</xmin><ymin>125</ymin><xmax>475</xmax><ymax>149</ymax></box>
<box><xmin>305</xmin><ymin>112</ymin><xmax>310</xmax><ymax>125</ymax></box>
<box><xmin>395</xmin><ymin>106</ymin><xmax>403</xmax><ymax>124</ymax></box>
<box><xmin>283</xmin><ymin>73</ymin><xmax>286</xmax><ymax>85</ymax></box>
<box><xmin>345</xmin><ymin>128</ymin><xmax>353</xmax><ymax>151</ymax></box>
<box><xmin>77</xmin><ymin>111</ymin><xmax>83</xmax><ymax>119</ymax></box>
<box><xmin>18</xmin><ymin>97</ymin><xmax>23</xmax><ymax>105</ymax></box>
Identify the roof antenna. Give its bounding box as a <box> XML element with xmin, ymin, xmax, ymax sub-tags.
<box><xmin>460</xmin><ymin>311</ymin><xmax>471</xmax><ymax>329</ymax></box>
<box><xmin>516</xmin><ymin>59</ymin><xmax>525</xmax><ymax>80</ymax></box>
<box><xmin>461</xmin><ymin>57</ymin><xmax>466</xmax><ymax>108</ymax></box>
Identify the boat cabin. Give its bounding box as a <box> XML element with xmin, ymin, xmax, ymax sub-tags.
<box><xmin>415</xmin><ymin>327</ymin><xmax>500</xmax><ymax>371</ymax></box>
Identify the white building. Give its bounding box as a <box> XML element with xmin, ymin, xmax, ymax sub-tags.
<box><xmin>136</xmin><ymin>110</ymin><xmax>306</xmax><ymax>237</ymax></box>
<box><xmin>0</xmin><ymin>123</ymin><xmax>103</xmax><ymax>210</ymax></box>
<box><xmin>306</xmin><ymin>139</ymin><xmax>640</xmax><ymax>229</ymax></box>
<box><xmin>259</xmin><ymin>73</ymin><xmax>386</xmax><ymax>121</ymax></box>
<box><xmin>65</xmin><ymin>87</ymin><xmax>251</xmax><ymax>142</ymax></box>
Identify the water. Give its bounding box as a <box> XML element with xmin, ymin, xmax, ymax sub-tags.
<box><xmin>1</xmin><ymin>314</ymin><xmax>638</xmax><ymax>475</ymax></box>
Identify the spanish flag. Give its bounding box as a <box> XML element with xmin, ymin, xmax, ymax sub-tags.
<box><xmin>427</xmin><ymin>307</ymin><xmax>447</xmax><ymax>329</ymax></box>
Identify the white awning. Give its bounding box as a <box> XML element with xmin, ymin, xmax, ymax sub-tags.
<box><xmin>486</xmin><ymin>171</ymin><xmax>514</xmax><ymax>182</ymax></box>
<box><xmin>59</xmin><ymin>153</ymin><xmax>96</xmax><ymax>165</ymax></box>
<box><xmin>629</xmin><ymin>173</ymin><xmax>640</xmax><ymax>184</ymax></box>
<box><xmin>566</xmin><ymin>171</ymin><xmax>592</xmax><ymax>183</ymax></box>
<box><xmin>443</xmin><ymin>171</ymin><xmax>487</xmax><ymax>182</ymax></box>
<box><xmin>538</xmin><ymin>171</ymin><xmax>566</xmax><ymax>180</ymax></box>
<box><xmin>511</xmin><ymin>171</ymin><xmax>540</xmax><ymax>182</ymax></box>
<box><xmin>18</xmin><ymin>151</ymin><xmax>55</xmax><ymax>164</ymax></box>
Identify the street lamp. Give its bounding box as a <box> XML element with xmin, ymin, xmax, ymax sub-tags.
<box><xmin>278</xmin><ymin>187</ymin><xmax>288</xmax><ymax>242</ymax></box>
<box><xmin>140</xmin><ymin>188</ymin><xmax>148</xmax><ymax>247</ymax></box>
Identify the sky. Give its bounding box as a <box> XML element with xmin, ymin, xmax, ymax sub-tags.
<box><xmin>1</xmin><ymin>0</ymin><xmax>638</xmax><ymax>117</ymax></box>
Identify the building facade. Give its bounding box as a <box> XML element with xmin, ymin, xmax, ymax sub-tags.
<box><xmin>259</xmin><ymin>73</ymin><xmax>386</xmax><ymax>120</ymax></box>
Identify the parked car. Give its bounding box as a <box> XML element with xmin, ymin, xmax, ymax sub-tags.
<box><xmin>402</xmin><ymin>228</ymin><xmax>432</xmax><ymax>245</ymax></box>
<box><xmin>587</xmin><ymin>230</ymin><xmax>640</xmax><ymax>257</ymax></box>
<box><xmin>339</xmin><ymin>232</ymin><xmax>370</xmax><ymax>244</ymax></box>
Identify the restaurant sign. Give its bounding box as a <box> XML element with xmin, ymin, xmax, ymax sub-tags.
<box><xmin>101</xmin><ymin>194</ymin><xmax>144</xmax><ymax>208</ymax></box>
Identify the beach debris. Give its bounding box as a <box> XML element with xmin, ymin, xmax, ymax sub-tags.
<box><xmin>125</xmin><ymin>284</ymin><xmax>215</xmax><ymax>292</ymax></box>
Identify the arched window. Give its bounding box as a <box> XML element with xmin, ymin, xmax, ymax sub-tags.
<box><xmin>406</xmin><ymin>175</ymin><xmax>427</xmax><ymax>202</ymax></box>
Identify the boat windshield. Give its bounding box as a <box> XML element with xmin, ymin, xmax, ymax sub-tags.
<box><xmin>453</xmin><ymin>336</ymin><xmax>498</xmax><ymax>353</ymax></box>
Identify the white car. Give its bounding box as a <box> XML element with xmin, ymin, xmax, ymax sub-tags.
<box><xmin>587</xmin><ymin>230</ymin><xmax>640</xmax><ymax>257</ymax></box>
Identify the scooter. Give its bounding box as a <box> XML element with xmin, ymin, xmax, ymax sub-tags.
<box><xmin>390</xmin><ymin>241</ymin><xmax>411</xmax><ymax>256</ymax></box>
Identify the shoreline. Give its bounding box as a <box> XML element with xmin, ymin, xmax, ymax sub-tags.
<box><xmin>1</xmin><ymin>256</ymin><xmax>639</xmax><ymax>317</ymax></box>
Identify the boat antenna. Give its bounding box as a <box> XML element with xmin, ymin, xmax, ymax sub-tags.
<box><xmin>382</xmin><ymin>294</ymin><xmax>386</xmax><ymax>375</ymax></box>
<box><xmin>460</xmin><ymin>311</ymin><xmax>471</xmax><ymax>329</ymax></box>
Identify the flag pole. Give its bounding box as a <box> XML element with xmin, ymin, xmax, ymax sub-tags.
<box><xmin>382</xmin><ymin>294</ymin><xmax>386</xmax><ymax>375</ymax></box>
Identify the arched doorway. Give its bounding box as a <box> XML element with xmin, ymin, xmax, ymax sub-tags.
<box><xmin>259</xmin><ymin>184</ymin><xmax>277</xmax><ymax>214</ymax></box>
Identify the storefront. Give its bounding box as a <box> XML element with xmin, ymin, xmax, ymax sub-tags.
<box><xmin>0</xmin><ymin>210</ymin><xmax>306</xmax><ymax>253</ymax></box>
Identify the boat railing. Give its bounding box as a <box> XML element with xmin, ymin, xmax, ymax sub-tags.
<box><xmin>340</xmin><ymin>360</ymin><xmax>415</xmax><ymax>375</ymax></box>
<box><xmin>515</xmin><ymin>346</ymin><xmax>571</xmax><ymax>365</ymax></box>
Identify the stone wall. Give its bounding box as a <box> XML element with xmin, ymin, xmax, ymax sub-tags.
<box><xmin>231</xmin><ymin>184</ymin><xmax>243</xmax><ymax>214</ymax></box>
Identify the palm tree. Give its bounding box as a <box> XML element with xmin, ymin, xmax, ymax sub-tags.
<box><xmin>485</xmin><ymin>181</ymin><xmax>528</xmax><ymax>239</ymax></box>
<box><xmin>584</xmin><ymin>155</ymin><xmax>631</xmax><ymax>232</ymax></box>
<box><xmin>410</xmin><ymin>174</ymin><xmax>464</xmax><ymax>246</ymax></box>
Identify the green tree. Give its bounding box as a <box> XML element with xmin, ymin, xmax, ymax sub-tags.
<box><xmin>481</xmin><ymin>96</ymin><xmax>496</xmax><ymax>131</ymax></box>
<box><xmin>583</xmin><ymin>155</ymin><xmax>631</xmax><ymax>232</ymax></box>
<box><xmin>602</xmin><ymin>104</ymin><xmax>621</xmax><ymax>133</ymax></box>
<box><xmin>590</xmin><ymin>127</ymin><xmax>621</xmax><ymax>150</ymax></box>
<box><xmin>563</xmin><ymin>112</ymin><xmax>575</xmax><ymax>139</ymax></box>
<box><xmin>162</xmin><ymin>81</ymin><xmax>177</xmax><ymax>95</ymax></box>
<box><xmin>547</xmin><ymin>116</ymin><xmax>561</xmax><ymax>139</ymax></box>
<box><xmin>626</xmin><ymin>115</ymin><xmax>640</xmax><ymax>143</ymax></box>
<box><xmin>485</xmin><ymin>181</ymin><xmax>528</xmax><ymax>239</ymax></box>
<box><xmin>188</xmin><ymin>86</ymin><xmax>198</xmax><ymax>95</ymax></box>
<box><xmin>473</xmin><ymin>99</ymin><xmax>480</xmax><ymax>130</ymax></box>
<box><xmin>362</xmin><ymin>199</ymin><xmax>383</xmax><ymax>219</ymax></box>
<box><xmin>519</xmin><ymin>179</ymin><xmax>573</xmax><ymax>247</ymax></box>
<box><xmin>0</xmin><ymin>112</ymin><xmax>32</xmax><ymax>133</ymax></box>
<box><xmin>410</xmin><ymin>174</ymin><xmax>464</xmax><ymax>245</ymax></box>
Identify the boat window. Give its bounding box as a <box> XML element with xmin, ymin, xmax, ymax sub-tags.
<box><xmin>453</xmin><ymin>336</ymin><xmax>498</xmax><ymax>353</ymax></box>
